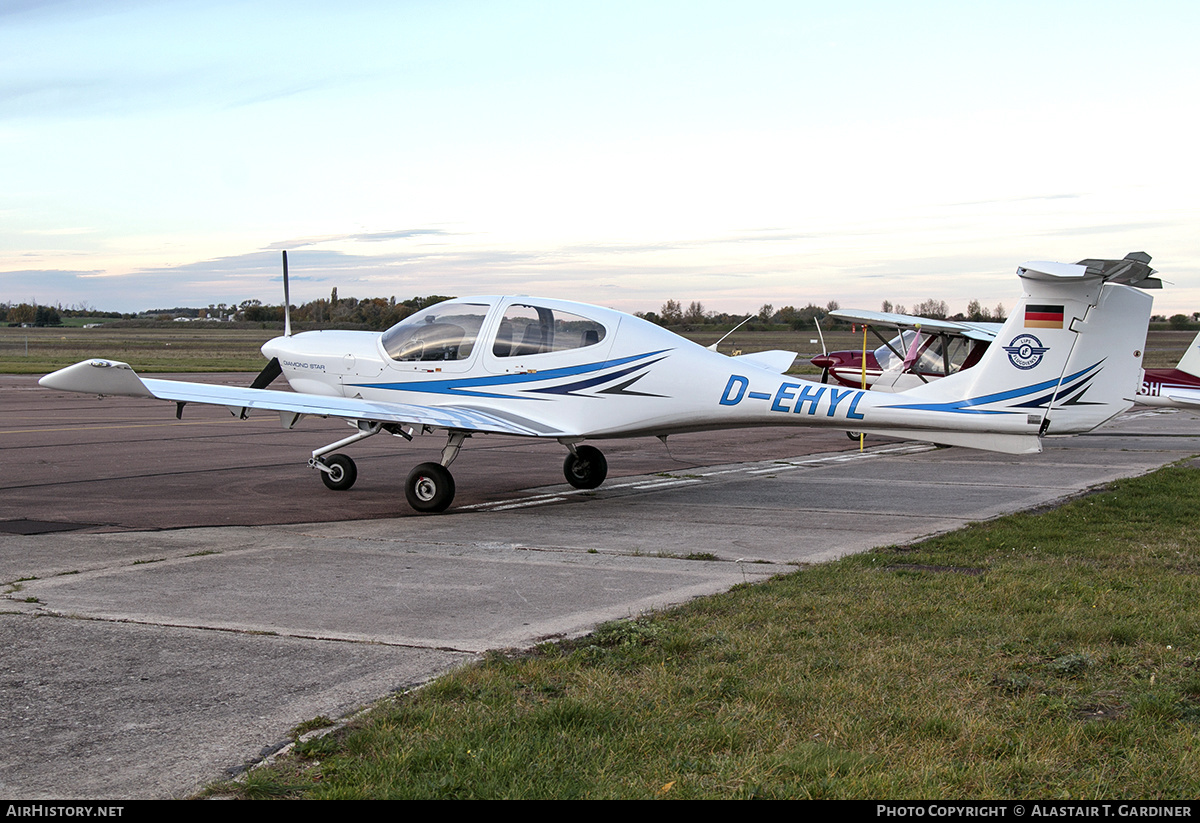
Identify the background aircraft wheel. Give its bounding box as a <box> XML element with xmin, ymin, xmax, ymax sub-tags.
<box><xmin>320</xmin><ymin>454</ymin><xmax>357</xmax><ymax>491</ymax></box>
<box><xmin>563</xmin><ymin>445</ymin><xmax>607</xmax><ymax>489</ymax></box>
<box><xmin>846</xmin><ymin>431</ymin><xmax>862</xmax><ymax>441</ymax></box>
<box><xmin>406</xmin><ymin>462</ymin><xmax>455</xmax><ymax>513</ymax></box>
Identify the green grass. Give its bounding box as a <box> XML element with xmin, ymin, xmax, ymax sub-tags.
<box><xmin>0</xmin><ymin>325</ymin><xmax>276</xmax><ymax>373</ymax></box>
<box><xmin>206</xmin><ymin>464</ymin><xmax>1200</xmax><ymax>799</ymax></box>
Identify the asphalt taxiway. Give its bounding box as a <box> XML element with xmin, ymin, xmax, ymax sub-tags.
<box><xmin>4</xmin><ymin>373</ymin><xmax>1200</xmax><ymax>798</ymax></box>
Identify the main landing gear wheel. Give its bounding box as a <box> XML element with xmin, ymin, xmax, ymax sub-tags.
<box><xmin>563</xmin><ymin>445</ymin><xmax>608</xmax><ymax>489</ymax></box>
<box><xmin>406</xmin><ymin>462</ymin><xmax>456</xmax><ymax>513</ymax></box>
<box><xmin>320</xmin><ymin>454</ymin><xmax>357</xmax><ymax>491</ymax></box>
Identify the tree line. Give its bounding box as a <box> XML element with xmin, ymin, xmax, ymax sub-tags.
<box><xmin>1</xmin><ymin>293</ymin><xmax>454</xmax><ymax>329</ymax></box>
<box><xmin>233</xmin><ymin>291</ymin><xmax>454</xmax><ymax>328</ymax></box>
<box><xmin>0</xmin><ymin>303</ymin><xmax>117</xmax><ymax>326</ymax></box>
<box><xmin>8</xmin><ymin>293</ymin><xmax>1200</xmax><ymax>331</ymax></box>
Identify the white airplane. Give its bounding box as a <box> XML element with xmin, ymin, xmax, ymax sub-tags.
<box><xmin>40</xmin><ymin>253</ymin><xmax>1154</xmax><ymax>513</ymax></box>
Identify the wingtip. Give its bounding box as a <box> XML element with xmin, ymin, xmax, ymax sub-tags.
<box><xmin>38</xmin><ymin>359</ymin><xmax>152</xmax><ymax>397</ymax></box>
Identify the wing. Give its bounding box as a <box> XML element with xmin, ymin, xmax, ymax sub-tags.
<box><xmin>38</xmin><ymin>359</ymin><xmax>565</xmax><ymax>437</ymax></box>
<box><xmin>1165</xmin><ymin>393</ymin><xmax>1200</xmax><ymax>408</ymax></box>
<box><xmin>829</xmin><ymin>309</ymin><xmax>1000</xmax><ymax>342</ymax></box>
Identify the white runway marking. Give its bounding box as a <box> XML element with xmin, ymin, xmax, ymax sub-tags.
<box><xmin>463</xmin><ymin>442</ymin><xmax>936</xmax><ymax>511</ymax></box>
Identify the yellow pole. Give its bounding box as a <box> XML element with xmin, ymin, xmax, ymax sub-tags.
<box><xmin>859</xmin><ymin>325</ymin><xmax>867</xmax><ymax>451</ymax></box>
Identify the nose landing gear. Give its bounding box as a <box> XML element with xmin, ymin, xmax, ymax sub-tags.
<box><xmin>318</xmin><ymin>453</ymin><xmax>357</xmax><ymax>491</ymax></box>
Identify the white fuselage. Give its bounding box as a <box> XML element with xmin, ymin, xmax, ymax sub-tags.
<box><xmin>259</xmin><ymin>293</ymin><xmax>1099</xmax><ymax>450</ymax></box>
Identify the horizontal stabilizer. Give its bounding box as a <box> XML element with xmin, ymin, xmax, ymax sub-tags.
<box><xmin>1020</xmin><ymin>251</ymin><xmax>1160</xmax><ymax>289</ymax></box>
<box><xmin>854</xmin><ymin>429</ymin><xmax>1042</xmax><ymax>455</ymax></box>
<box><xmin>730</xmin><ymin>350</ymin><xmax>797</xmax><ymax>373</ymax></box>
<box><xmin>1075</xmin><ymin>251</ymin><xmax>1161</xmax><ymax>289</ymax></box>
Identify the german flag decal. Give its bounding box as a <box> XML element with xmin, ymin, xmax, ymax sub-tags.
<box><xmin>1025</xmin><ymin>304</ymin><xmax>1064</xmax><ymax>329</ymax></box>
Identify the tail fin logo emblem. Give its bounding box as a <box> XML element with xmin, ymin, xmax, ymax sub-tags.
<box><xmin>1003</xmin><ymin>334</ymin><xmax>1049</xmax><ymax>370</ymax></box>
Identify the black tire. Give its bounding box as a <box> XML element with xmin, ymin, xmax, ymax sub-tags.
<box><xmin>846</xmin><ymin>431</ymin><xmax>862</xmax><ymax>441</ymax></box>
<box><xmin>563</xmin><ymin>445</ymin><xmax>608</xmax><ymax>489</ymax></box>
<box><xmin>320</xmin><ymin>454</ymin><xmax>357</xmax><ymax>491</ymax></box>
<box><xmin>405</xmin><ymin>462</ymin><xmax>456</xmax><ymax>513</ymax></box>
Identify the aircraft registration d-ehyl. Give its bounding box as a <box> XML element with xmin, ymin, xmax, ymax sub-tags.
<box><xmin>40</xmin><ymin>253</ymin><xmax>1155</xmax><ymax>513</ymax></box>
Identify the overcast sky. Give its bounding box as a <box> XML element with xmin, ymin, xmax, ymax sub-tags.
<box><xmin>3</xmin><ymin>0</ymin><xmax>1197</xmax><ymax>317</ymax></box>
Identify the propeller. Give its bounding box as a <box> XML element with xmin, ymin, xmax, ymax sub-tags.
<box><xmin>250</xmin><ymin>357</ymin><xmax>282</xmax><ymax>390</ymax></box>
<box><xmin>247</xmin><ymin>250</ymin><xmax>292</xmax><ymax>390</ymax></box>
<box><xmin>282</xmin><ymin>249</ymin><xmax>293</xmax><ymax>338</ymax></box>
<box><xmin>813</xmin><ymin>317</ymin><xmax>829</xmax><ymax>383</ymax></box>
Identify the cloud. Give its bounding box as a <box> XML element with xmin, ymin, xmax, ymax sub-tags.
<box><xmin>265</xmin><ymin>229</ymin><xmax>454</xmax><ymax>251</ymax></box>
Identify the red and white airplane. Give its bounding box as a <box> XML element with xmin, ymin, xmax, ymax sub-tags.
<box><xmin>1135</xmin><ymin>331</ymin><xmax>1200</xmax><ymax>408</ymax></box>
<box><xmin>812</xmin><ymin>253</ymin><xmax>1193</xmax><ymax>411</ymax></box>
<box><xmin>811</xmin><ymin>314</ymin><xmax>1001</xmax><ymax>392</ymax></box>
<box><xmin>40</xmin><ymin>252</ymin><xmax>1155</xmax><ymax>513</ymax></box>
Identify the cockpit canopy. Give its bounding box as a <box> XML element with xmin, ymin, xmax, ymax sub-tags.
<box><xmin>379</xmin><ymin>299</ymin><xmax>609</xmax><ymax>363</ymax></box>
<box><xmin>491</xmin><ymin>303</ymin><xmax>606</xmax><ymax>357</ymax></box>
<box><xmin>380</xmin><ymin>302</ymin><xmax>490</xmax><ymax>362</ymax></box>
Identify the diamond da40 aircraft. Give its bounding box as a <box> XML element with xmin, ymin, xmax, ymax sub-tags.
<box><xmin>39</xmin><ymin>253</ymin><xmax>1155</xmax><ymax>513</ymax></box>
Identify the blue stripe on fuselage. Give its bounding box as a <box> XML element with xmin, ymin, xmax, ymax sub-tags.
<box><xmin>879</xmin><ymin>362</ymin><xmax>1103</xmax><ymax>414</ymax></box>
<box><xmin>349</xmin><ymin>349</ymin><xmax>672</xmax><ymax>399</ymax></box>
<box><xmin>528</xmin><ymin>357</ymin><xmax>668</xmax><ymax>396</ymax></box>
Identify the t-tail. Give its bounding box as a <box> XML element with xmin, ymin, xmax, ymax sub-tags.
<box><xmin>860</xmin><ymin>252</ymin><xmax>1157</xmax><ymax>449</ymax></box>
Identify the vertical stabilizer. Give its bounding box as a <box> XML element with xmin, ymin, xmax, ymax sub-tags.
<box><xmin>1174</xmin><ymin>330</ymin><xmax>1200</xmax><ymax>378</ymax></box>
<box><xmin>885</xmin><ymin>257</ymin><xmax>1153</xmax><ymax>435</ymax></box>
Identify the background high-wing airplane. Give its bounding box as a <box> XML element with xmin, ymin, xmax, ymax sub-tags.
<box><xmin>811</xmin><ymin>253</ymin><xmax>1188</xmax><ymax>413</ymax></box>
<box><xmin>811</xmin><ymin>312</ymin><xmax>1003</xmax><ymax>392</ymax></box>
<box><xmin>40</xmin><ymin>252</ymin><xmax>1155</xmax><ymax>513</ymax></box>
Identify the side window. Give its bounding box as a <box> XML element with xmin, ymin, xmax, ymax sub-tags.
<box><xmin>943</xmin><ymin>337</ymin><xmax>976</xmax><ymax>374</ymax></box>
<box><xmin>915</xmin><ymin>337</ymin><xmax>946</xmax><ymax>375</ymax></box>
<box><xmin>381</xmin><ymin>303</ymin><xmax>490</xmax><ymax>362</ymax></box>
<box><xmin>873</xmin><ymin>330</ymin><xmax>915</xmax><ymax>371</ymax></box>
<box><xmin>915</xmin><ymin>336</ymin><xmax>973</xmax><ymax>376</ymax></box>
<box><xmin>493</xmin><ymin>304</ymin><xmax>606</xmax><ymax>357</ymax></box>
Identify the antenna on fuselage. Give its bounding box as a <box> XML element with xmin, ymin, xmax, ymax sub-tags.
<box><xmin>282</xmin><ymin>249</ymin><xmax>293</xmax><ymax>338</ymax></box>
<box><xmin>707</xmin><ymin>314</ymin><xmax>754</xmax><ymax>352</ymax></box>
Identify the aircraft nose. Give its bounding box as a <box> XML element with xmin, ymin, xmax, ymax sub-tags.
<box><xmin>261</xmin><ymin>335</ymin><xmax>288</xmax><ymax>361</ymax></box>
